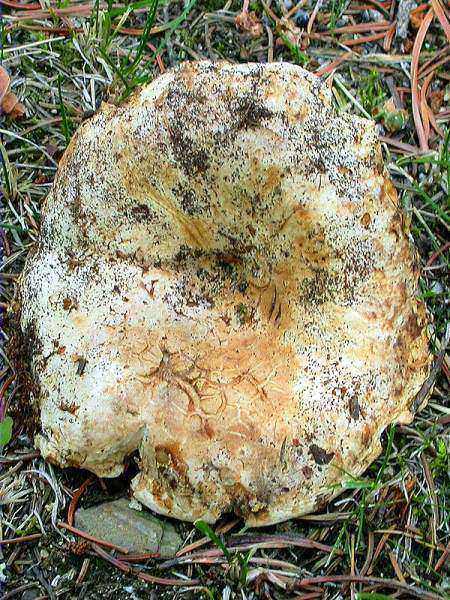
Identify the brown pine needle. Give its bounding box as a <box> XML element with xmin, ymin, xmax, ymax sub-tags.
<box><xmin>0</xmin><ymin>533</ymin><xmax>42</xmax><ymax>545</ymax></box>
<box><xmin>58</xmin><ymin>522</ymin><xmax>129</xmax><ymax>554</ymax></box>
<box><xmin>67</xmin><ymin>476</ymin><xmax>94</xmax><ymax>527</ymax></box>
<box><xmin>294</xmin><ymin>575</ymin><xmax>442</xmax><ymax>599</ymax></box>
<box><xmin>430</xmin><ymin>0</ymin><xmax>450</xmax><ymax>42</ymax></box>
<box><xmin>411</xmin><ymin>10</ymin><xmax>434</xmax><ymax>151</ymax></box>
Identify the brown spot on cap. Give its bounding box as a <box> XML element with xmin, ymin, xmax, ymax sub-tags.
<box><xmin>361</xmin><ymin>213</ymin><xmax>371</xmax><ymax>228</ymax></box>
<box><xmin>63</xmin><ymin>297</ymin><xmax>77</xmax><ymax>311</ymax></box>
<box><xmin>203</xmin><ymin>419</ymin><xmax>215</xmax><ymax>438</ymax></box>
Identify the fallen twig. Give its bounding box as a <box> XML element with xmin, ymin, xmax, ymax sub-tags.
<box><xmin>307</xmin><ymin>0</ymin><xmax>323</xmax><ymax>34</ymax></box>
<box><xmin>360</xmin><ymin>532</ymin><xmax>374</xmax><ymax>576</ymax></box>
<box><xmin>176</xmin><ymin>518</ymin><xmax>239</xmax><ymax>557</ymax></box>
<box><xmin>160</xmin><ymin>533</ymin><xmax>339</xmax><ymax>569</ymax></box>
<box><xmin>388</xmin><ymin>551</ymin><xmax>406</xmax><ymax>583</ymax></box>
<box><xmin>426</xmin><ymin>241</ymin><xmax>450</xmax><ymax>266</ymax></box>
<box><xmin>91</xmin><ymin>543</ymin><xmax>131</xmax><ymax>573</ymax></box>
<box><xmin>315</xmin><ymin>52</ymin><xmax>353</xmax><ymax>76</ymax></box>
<box><xmin>293</xmin><ymin>574</ymin><xmax>442</xmax><ymax>599</ymax></box>
<box><xmin>434</xmin><ymin>542</ymin><xmax>450</xmax><ymax>572</ymax></box>
<box><xmin>379</xmin><ymin>135</ymin><xmax>421</xmax><ymax>154</ymax></box>
<box><xmin>353</xmin><ymin>0</ymin><xmax>391</xmax><ymax>18</ymax></box>
<box><xmin>342</xmin><ymin>31</ymin><xmax>388</xmax><ymax>46</ymax></box>
<box><xmin>75</xmin><ymin>558</ymin><xmax>90</xmax><ymax>586</ymax></box>
<box><xmin>368</xmin><ymin>527</ymin><xmax>395</xmax><ymax>575</ymax></box>
<box><xmin>420</xmin><ymin>453</ymin><xmax>439</xmax><ymax>568</ymax></box>
<box><xmin>58</xmin><ymin>522</ymin><xmax>129</xmax><ymax>554</ymax></box>
<box><xmin>117</xmin><ymin>552</ymin><xmax>161</xmax><ymax>562</ymax></box>
<box><xmin>331</xmin><ymin>21</ymin><xmax>391</xmax><ymax>33</ymax></box>
<box><xmin>2</xmin><ymin>583</ymin><xmax>40</xmax><ymax>599</ymax></box>
<box><xmin>67</xmin><ymin>477</ymin><xmax>94</xmax><ymax>527</ymax></box>
<box><xmin>137</xmin><ymin>571</ymin><xmax>201</xmax><ymax>586</ymax></box>
<box><xmin>411</xmin><ymin>10</ymin><xmax>434</xmax><ymax>151</ymax></box>
<box><xmin>0</xmin><ymin>533</ymin><xmax>42</xmax><ymax>545</ymax></box>
<box><xmin>87</xmin><ymin>543</ymin><xmax>199</xmax><ymax>586</ymax></box>
<box><xmin>412</xmin><ymin>323</ymin><xmax>450</xmax><ymax>412</ymax></box>
<box><xmin>430</xmin><ymin>0</ymin><xmax>450</xmax><ymax>42</ymax></box>
<box><xmin>0</xmin><ymin>451</ymin><xmax>40</xmax><ymax>463</ymax></box>
<box><xmin>0</xmin><ymin>0</ymin><xmax>40</xmax><ymax>8</ymax></box>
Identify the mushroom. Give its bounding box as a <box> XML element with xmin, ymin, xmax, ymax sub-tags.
<box><xmin>17</xmin><ymin>61</ymin><xmax>431</xmax><ymax>525</ymax></box>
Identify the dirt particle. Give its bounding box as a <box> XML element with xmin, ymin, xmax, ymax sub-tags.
<box><xmin>59</xmin><ymin>401</ymin><xmax>79</xmax><ymax>415</ymax></box>
<box><xmin>168</xmin><ymin>124</ymin><xmax>210</xmax><ymax>176</ymax></box>
<box><xmin>76</xmin><ymin>357</ymin><xmax>87</xmax><ymax>376</ymax></box>
<box><xmin>155</xmin><ymin>443</ymin><xmax>187</xmax><ymax>477</ymax></box>
<box><xmin>233</xmin><ymin>96</ymin><xmax>274</xmax><ymax>129</ymax></box>
<box><xmin>309</xmin><ymin>444</ymin><xmax>334</xmax><ymax>465</ymax></box>
<box><xmin>179</xmin><ymin>188</ymin><xmax>208</xmax><ymax>216</ymax></box>
<box><xmin>302</xmin><ymin>465</ymin><xmax>313</xmax><ymax>478</ymax></box>
<box><xmin>62</xmin><ymin>297</ymin><xmax>77</xmax><ymax>311</ymax></box>
<box><xmin>131</xmin><ymin>204</ymin><xmax>154</xmax><ymax>222</ymax></box>
<box><xmin>348</xmin><ymin>395</ymin><xmax>361</xmax><ymax>420</ymax></box>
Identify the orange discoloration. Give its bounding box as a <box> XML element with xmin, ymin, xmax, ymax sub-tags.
<box><xmin>362</xmin><ymin>425</ymin><xmax>372</xmax><ymax>445</ymax></box>
<box><xmin>155</xmin><ymin>442</ymin><xmax>187</xmax><ymax>477</ymax></box>
<box><xmin>152</xmin><ymin>480</ymin><xmax>173</xmax><ymax>511</ymax></box>
<box><xmin>380</xmin><ymin>177</ymin><xmax>400</xmax><ymax>214</ymax></box>
<box><xmin>361</xmin><ymin>212</ymin><xmax>371</xmax><ymax>228</ymax></box>
<box><xmin>261</xmin><ymin>166</ymin><xmax>282</xmax><ymax>195</ymax></box>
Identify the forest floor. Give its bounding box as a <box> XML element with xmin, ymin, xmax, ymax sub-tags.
<box><xmin>0</xmin><ymin>1</ymin><xmax>449</xmax><ymax>598</ymax></box>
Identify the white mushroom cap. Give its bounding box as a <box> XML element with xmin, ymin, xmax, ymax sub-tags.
<box><xmin>18</xmin><ymin>61</ymin><xmax>431</xmax><ymax>525</ymax></box>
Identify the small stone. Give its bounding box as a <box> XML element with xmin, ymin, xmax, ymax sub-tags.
<box><xmin>21</xmin><ymin>591</ymin><xmax>40</xmax><ymax>600</ymax></box>
<box><xmin>74</xmin><ymin>498</ymin><xmax>181</xmax><ymax>558</ymax></box>
<box><xmin>363</xmin><ymin>9</ymin><xmax>386</xmax><ymax>23</ymax></box>
<box><xmin>293</xmin><ymin>9</ymin><xmax>309</xmax><ymax>28</ymax></box>
<box><xmin>396</xmin><ymin>0</ymin><xmax>417</xmax><ymax>39</ymax></box>
<box><xmin>430</xmin><ymin>281</ymin><xmax>443</xmax><ymax>294</ymax></box>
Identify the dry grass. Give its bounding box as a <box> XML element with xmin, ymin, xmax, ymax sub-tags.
<box><xmin>0</xmin><ymin>1</ymin><xmax>449</xmax><ymax>598</ymax></box>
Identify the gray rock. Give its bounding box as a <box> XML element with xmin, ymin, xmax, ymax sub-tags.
<box><xmin>396</xmin><ymin>0</ymin><xmax>417</xmax><ymax>39</ymax></box>
<box><xmin>21</xmin><ymin>591</ymin><xmax>41</xmax><ymax>600</ymax></box>
<box><xmin>75</xmin><ymin>498</ymin><xmax>181</xmax><ymax>558</ymax></box>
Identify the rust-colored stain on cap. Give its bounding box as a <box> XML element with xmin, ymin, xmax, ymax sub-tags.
<box><xmin>18</xmin><ymin>61</ymin><xmax>431</xmax><ymax>525</ymax></box>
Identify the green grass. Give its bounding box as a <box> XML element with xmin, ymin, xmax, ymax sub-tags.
<box><xmin>360</xmin><ymin>69</ymin><xmax>387</xmax><ymax>116</ymax></box>
<box><xmin>280</xmin><ymin>34</ymin><xmax>310</xmax><ymax>66</ymax></box>
<box><xmin>195</xmin><ymin>519</ymin><xmax>253</xmax><ymax>586</ymax></box>
<box><xmin>328</xmin><ymin>0</ymin><xmax>351</xmax><ymax>31</ymax></box>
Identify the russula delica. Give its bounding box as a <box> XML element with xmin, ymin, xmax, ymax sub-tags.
<box><xmin>17</xmin><ymin>61</ymin><xmax>431</xmax><ymax>525</ymax></box>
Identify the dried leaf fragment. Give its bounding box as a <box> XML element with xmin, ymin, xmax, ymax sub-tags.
<box><xmin>0</xmin><ymin>66</ymin><xmax>25</xmax><ymax>119</ymax></box>
<box><xmin>235</xmin><ymin>10</ymin><xmax>263</xmax><ymax>38</ymax></box>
